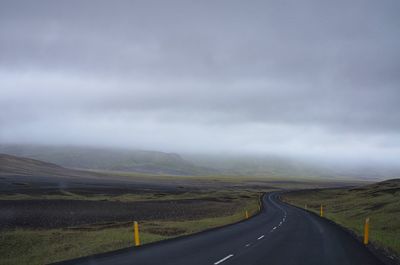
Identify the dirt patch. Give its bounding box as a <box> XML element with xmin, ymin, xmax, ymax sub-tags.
<box><xmin>364</xmin><ymin>202</ymin><xmax>388</xmax><ymax>211</ymax></box>
<box><xmin>64</xmin><ymin>222</ymin><xmax>132</xmax><ymax>231</ymax></box>
<box><xmin>145</xmin><ymin>227</ymin><xmax>187</xmax><ymax>236</ymax></box>
<box><xmin>0</xmin><ymin>198</ymin><xmax>238</xmax><ymax>229</ymax></box>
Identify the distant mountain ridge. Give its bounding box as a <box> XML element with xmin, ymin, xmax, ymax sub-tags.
<box><xmin>0</xmin><ymin>145</ymin><xmax>398</xmax><ymax>179</ymax></box>
<box><xmin>0</xmin><ymin>145</ymin><xmax>215</xmax><ymax>176</ymax></box>
<box><xmin>0</xmin><ymin>153</ymin><xmax>86</xmax><ymax>178</ymax></box>
<box><xmin>185</xmin><ymin>154</ymin><xmax>400</xmax><ymax>180</ymax></box>
<box><xmin>0</xmin><ymin>153</ymin><xmax>61</xmax><ymax>174</ymax></box>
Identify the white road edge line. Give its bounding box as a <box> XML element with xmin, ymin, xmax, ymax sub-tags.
<box><xmin>214</xmin><ymin>254</ymin><xmax>234</xmax><ymax>265</ymax></box>
<box><xmin>257</xmin><ymin>235</ymin><xmax>265</xmax><ymax>240</ymax></box>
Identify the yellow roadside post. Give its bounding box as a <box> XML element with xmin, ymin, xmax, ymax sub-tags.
<box><xmin>134</xmin><ymin>221</ymin><xmax>140</xmax><ymax>246</ymax></box>
<box><xmin>320</xmin><ymin>204</ymin><xmax>324</xmax><ymax>217</ymax></box>
<box><xmin>245</xmin><ymin>210</ymin><xmax>249</xmax><ymax>219</ymax></box>
<box><xmin>364</xmin><ymin>217</ymin><xmax>370</xmax><ymax>245</ymax></box>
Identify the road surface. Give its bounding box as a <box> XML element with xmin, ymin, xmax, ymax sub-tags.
<box><xmin>57</xmin><ymin>192</ymin><xmax>384</xmax><ymax>265</ymax></box>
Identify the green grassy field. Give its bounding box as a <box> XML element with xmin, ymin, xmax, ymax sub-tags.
<box><xmin>282</xmin><ymin>179</ymin><xmax>400</xmax><ymax>257</ymax></box>
<box><xmin>0</xmin><ymin>190</ymin><xmax>261</xmax><ymax>265</ymax></box>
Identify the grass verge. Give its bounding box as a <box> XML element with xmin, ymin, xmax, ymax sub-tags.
<box><xmin>282</xmin><ymin>179</ymin><xmax>400</xmax><ymax>257</ymax></box>
<box><xmin>0</xmin><ymin>191</ymin><xmax>261</xmax><ymax>265</ymax></box>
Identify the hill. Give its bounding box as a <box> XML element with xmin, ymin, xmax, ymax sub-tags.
<box><xmin>0</xmin><ymin>145</ymin><xmax>215</xmax><ymax>176</ymax></box>
<box><xmin>0</xmin><ymin>153</ymin><xmax>78</xmax><ymax>178</ymax></box>
<box><xmin>1</xmin><ymin>144</ymin><xmax>398</xmax><ymax>179</ymax></box>
<box><xmin>186</xmin><ymin>154</ymin><xmax>400</xmax><ymax>180</ymax></box>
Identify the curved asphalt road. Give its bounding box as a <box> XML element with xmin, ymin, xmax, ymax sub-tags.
<box><xmin>57</xmin><ymin>192</ymin><xmax>384</xmax><ymax>265</ymax></box>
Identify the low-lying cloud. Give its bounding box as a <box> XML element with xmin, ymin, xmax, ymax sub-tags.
<box><xmin>1</xmin><ymin>0</ymin><xmax>399</xmax><ymax>164</ymax></box>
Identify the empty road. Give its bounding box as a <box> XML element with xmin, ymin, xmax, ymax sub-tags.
<box><xmin>57</xmin><ymin>192</ymin><xmax>384</xmax><ymax>265</ymax></box>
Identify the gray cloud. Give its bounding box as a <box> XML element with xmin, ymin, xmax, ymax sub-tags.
<box><xmin>1</xmin><ymin>0</ymin><xmax>400</xmax><ymax>163</ymax></box>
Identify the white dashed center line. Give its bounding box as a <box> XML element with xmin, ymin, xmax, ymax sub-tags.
<box><xmin>214</xmin><ymin>254</ymin><xmax>234</xmax><ymax>265</ymax></box>
<box><xmin>212</xmin><ymin>194</ymin><xmax>290</xmax><ymax>265</ymax></box>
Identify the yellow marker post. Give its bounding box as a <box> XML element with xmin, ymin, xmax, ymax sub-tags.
<box><xmin>320</xmin><ymin>205</ymin><xmax>323</xmax><ymax>217</ymax></box>
<box><xmin>134</xmin><ymin>221</ymin><xmax>140</xmax><ymax>246</ymax></box>
<box><xmin>364</xmin><ymin>217</ymin><xmax>370</xmax><ymax>245</ymax></box>
<box><xmin>245</xmin><ymin>210</ymin><xmax>249</xmax><ymax>219</ymax></box>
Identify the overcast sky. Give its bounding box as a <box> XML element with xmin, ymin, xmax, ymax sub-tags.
<box><xmin>1</xmin><ymin>0</ymin><xmax>399</xmax><ymax>163</ymax></box>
